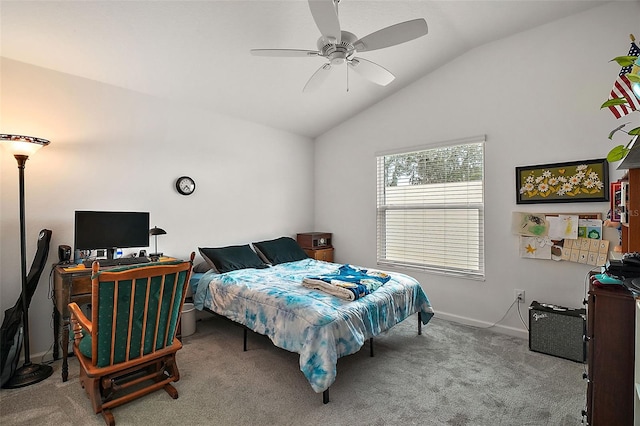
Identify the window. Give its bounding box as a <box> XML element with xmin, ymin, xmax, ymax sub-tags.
<box><xmin>376</xmin><ymin>136</ymin><xmax>485</xmax><ymax>279</ymax></box>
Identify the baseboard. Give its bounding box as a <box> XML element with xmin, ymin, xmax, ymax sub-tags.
<box><xmin>24</xmin><ymin>311</ymin><xmax>527</xmax><ymax>367</ymax></box>
<box><xmin>433</xmin><ymin>311</ymin><xmax>529</xmax><ymax>340</ymax></box>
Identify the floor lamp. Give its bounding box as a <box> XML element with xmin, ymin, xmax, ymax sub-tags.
<box><xmin>1</xmin><ymin>134</ymin><xmax>53</xmax><ymax>387</ymax></box>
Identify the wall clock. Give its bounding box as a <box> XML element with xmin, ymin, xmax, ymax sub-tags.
<box><xmin>175</xmin><ymin>176</ymin><xmax>196</xmax><ymax>195</ymax></box>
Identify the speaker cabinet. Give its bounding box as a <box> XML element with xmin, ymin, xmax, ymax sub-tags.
<box><xmin>529</xmin><ymin>301</ymin><xmax>586</xmax><ymax>363</ymax></box>
<box><xmin>58</xmin><ymin>245</ymin><xmax>71</xmax><ymax>263</ymax></box>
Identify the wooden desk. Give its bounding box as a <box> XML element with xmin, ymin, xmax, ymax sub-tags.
<box><xmin>52</xmin><ymin>257</ymin><xmax>180</xmax><ymax>381</ymax></box>
<box><xmin>53</xmin><ymin>265</ymin><xmax>93</xmax><ymax>381</ymax></box>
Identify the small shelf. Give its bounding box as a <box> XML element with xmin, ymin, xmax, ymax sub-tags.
<box><xmin>620</xmin><ymin>169</ymin><xmax>639</xmax><ymax>252</ymax></box>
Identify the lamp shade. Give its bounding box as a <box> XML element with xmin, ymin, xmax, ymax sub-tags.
<box><xmin>149</xmin><ymin>226</ymin><xmax>167</xmax><ymax>236</ymax></box>
<box><xmin>0</xmin><ymin>134</ymin><xmax>50</xmax><ymax>157</ymax></box>
<box><xmin>149</xmin><ymin>226</ymin><xmax>166</xmax><ymax>258</ymax></box>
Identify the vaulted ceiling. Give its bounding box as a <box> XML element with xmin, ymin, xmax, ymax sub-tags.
<box><xmin>0</xmin><ymin>0</ymin><xmax>610</xmax><ymax>138</ymax></box>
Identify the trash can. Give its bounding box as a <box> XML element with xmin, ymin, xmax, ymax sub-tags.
<box><xmin>181</xmin><ymin>302</ymin><xmax>196</xmax><ymax>337</ymax></box>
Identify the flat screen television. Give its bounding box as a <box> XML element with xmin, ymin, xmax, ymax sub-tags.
<box><xmin>74</xmin><ymin>211</ymin><xmax>149</xmax><ymax>258</ymax></box>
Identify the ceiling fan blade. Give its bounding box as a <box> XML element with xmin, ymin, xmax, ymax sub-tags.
<box><xmin>308</xmin><ymin>0</ymin><xmax>341</xmax><ymax>44</ymax></box>
<box><xmin>250</xmin><ymin>49</ymin><xmax>319</xmax><ymax>57</ymax></box>
<box><xmin>348</xmin><ymin>57</ymin><xmax>395</xmax><ymax>86</ymax></box>
<box><xmin>303</xmin><ymin>63</ymin><xmax>332</xmax><ymax>92</ymax></box>
<box><xmin>353</xmin><ymin>18</ymin><xmax>428</xmax><ymax>52</ymax></box>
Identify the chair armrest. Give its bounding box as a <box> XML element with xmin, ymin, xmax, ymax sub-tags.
<box><xmin>68</xmin><ymin>302</ymin><xmax>92</xmax><ymax>345</ymax></box>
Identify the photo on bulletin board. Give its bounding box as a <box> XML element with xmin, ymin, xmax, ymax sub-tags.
<box><xmin>515</xmin><ymin>158</ymin><xmax>609</xmax><ymax>204</ymax></box>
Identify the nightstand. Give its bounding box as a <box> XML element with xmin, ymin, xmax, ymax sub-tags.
<box><xmin>303</xmin><ymin>247</ymin><xmax>334</xmax><ymax>262</ymax></box>
<box><xmin>297</xmin><ymin>232</ymin><xmax>334</xmax><ymax>262</ymax></box>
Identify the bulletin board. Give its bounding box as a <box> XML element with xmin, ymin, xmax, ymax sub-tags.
<box><xmin>512</xmin><ymin>212</ymin><xmax>608</xmax><ymax>266</ymax></box>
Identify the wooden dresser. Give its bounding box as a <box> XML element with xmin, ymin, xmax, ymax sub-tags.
<box><xmin>586</xmin><ymin>282</ymin><xmax>635</xmax><ymax>425</ymax></box>
<box><xmin>633</xmin><ymin>296</ymin><xmax>640</xmax><ymax>425</ymax></box>
<box><xmin>588</xmin><ymin>156</ymin><xmax>640</xmax><ymax>424</ymax></box>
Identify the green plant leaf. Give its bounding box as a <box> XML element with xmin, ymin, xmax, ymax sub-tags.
<box><xmin>611</xmin><ymin>55</ymin><xmax>639</xmax><ymax>67</ymax></box>
<box><xmin>626</xmin><ymin>73</ymin><xmax>640</xmax><ymax>83</ymax></box>
<box><xmin>601</xmin><ymin>98</ymin><xmax>629</xmax><ymax>108</ymax></box>
<box><xmin>629</xmin><ymin>127</ymin><xmax>640</xmax><ymax>135</ymax></box>
<box><xmin>606</xmin><ymin>145</ymin><xmax>629</xmax><ymax>162</ymax></box>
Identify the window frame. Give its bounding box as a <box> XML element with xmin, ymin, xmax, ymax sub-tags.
<box><xmin>376</xmin><ymin>136</ymin><xmax>486</xmax><ymax>280</ymax></box>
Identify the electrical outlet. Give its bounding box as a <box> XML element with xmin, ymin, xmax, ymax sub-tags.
<box><xmin>514</xmin><ymin>289</ymin><xmax>525</xmax><ymax>303</ymax></box>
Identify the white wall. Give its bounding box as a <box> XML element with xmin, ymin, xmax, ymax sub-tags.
<box><xmin>314</xmin><ymin>1</ymin><xmax>639</xmax><ymax>337</ymax></box>
<box><xmin>0</xmin><ymin>58</ymin><xmax>315</xmax><ymax>357</ymax></box>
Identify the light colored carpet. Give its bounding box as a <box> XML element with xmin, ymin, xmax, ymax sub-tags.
<box><xmin>0</xmin><ymin>315</ymin><xmax>586</xmax><ymax>425</ymax></box>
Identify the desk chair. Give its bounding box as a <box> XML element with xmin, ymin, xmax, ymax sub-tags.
<box><xmin>68</xmin><ymin>253</ymin><xmax>194</xmax><ymax>426</ymax></box>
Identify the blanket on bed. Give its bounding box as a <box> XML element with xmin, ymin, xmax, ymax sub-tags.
<box><xmin>302</xmin><ymin>264</ymin><xmax>391</xmax><ymax>300</ymax></box>
<box><xmin>192</xmin><ymin>258</ymin><xmax>434</xmax><ymax>393</ymax></box>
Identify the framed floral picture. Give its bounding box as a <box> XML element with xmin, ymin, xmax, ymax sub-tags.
<box><xmin>515</xmin><ymin>158</ymin><xmax>609</xmax><ymax>204</ymax></box>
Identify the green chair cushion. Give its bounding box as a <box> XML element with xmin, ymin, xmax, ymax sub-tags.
<box><xmin>91</xmin><ymin>268</ymin><xmax>188</xmax><ymax>367</ymax></box>
<box><xmin>78</xmin><ymin>330</ymin><xmax>92</xmax><ymax>359</ymax></box>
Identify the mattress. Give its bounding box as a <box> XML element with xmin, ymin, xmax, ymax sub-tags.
<box><xmin>193</xmin><ymin>258</ymin><xmax>433</xmax><ymax>392</ymax></box>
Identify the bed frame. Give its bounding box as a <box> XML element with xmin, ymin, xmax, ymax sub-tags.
<box><xmin>204</xmin><ymin>307</ymin><xmax>424</xmax><ymax>404</ymax></box>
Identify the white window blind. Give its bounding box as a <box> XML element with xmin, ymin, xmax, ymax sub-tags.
<box><xmin>376</xmin><ymin>137</ymin><xmax>485</xmax><ymax>279</ymax></box>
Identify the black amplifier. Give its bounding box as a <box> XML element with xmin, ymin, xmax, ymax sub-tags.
<box><xmin>528</xmin><ymin>301</ymin><xmax>586</xmax><ymax>363</ymax></box>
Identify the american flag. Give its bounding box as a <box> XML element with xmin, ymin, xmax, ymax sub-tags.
<box><xmin>608</xmin><ymin>41</ymin><xmax>640</xmax><ymax>119</ymax></box>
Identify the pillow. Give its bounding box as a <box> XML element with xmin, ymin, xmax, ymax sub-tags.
<box><xmin>192</xmin><ymin>261</ymin><xmax>213</xmax><ymax>273</ymax></box>
<box><xmin>252</xmin><ymin>237</ymin><xmax>308</xmax><ymax>266</ymax></box>
<box><xmin>198</xmin><ymin>245</ymin><xmax>268</xmax><ymax>273</ymax></box>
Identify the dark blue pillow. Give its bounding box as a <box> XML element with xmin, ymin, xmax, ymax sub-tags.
<box><xmin>198</xmin><ymin>245</ymin><xmax>268</xmax><ymax>273</ymax></box>
<box><xmin>252</xmin><ymin>237</ymin><xmax>308</xmax><ymax>265</ymax></box>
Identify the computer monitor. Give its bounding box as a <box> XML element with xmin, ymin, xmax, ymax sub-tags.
<box><xmin>74</xmin><ymin>211</ymin><xmax>150</xmax><ymax>258</ymax></box>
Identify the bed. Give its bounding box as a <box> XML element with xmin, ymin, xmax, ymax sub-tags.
<box><xmin>192</xmin><ymin>238</ymin><xmax>434</xmax><ymax>402</ymax></box>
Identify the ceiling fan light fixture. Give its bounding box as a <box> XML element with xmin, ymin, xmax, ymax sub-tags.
<box><xmin>348</xmin><ymin>57</ymin><xmax>395</xmax><ymax>86</ymax></box>
<box><xmin>303</xmin><ymin>63</ymin><xmax>333</xmax><ymax>92</ymax></box>
<box><xmin>326</xmin><ymin>45</ymin><xmax>349</xmax><ymax>64</ymax></box>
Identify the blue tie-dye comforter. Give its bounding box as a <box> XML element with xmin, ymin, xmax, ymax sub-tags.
<box><xmin>193</xmin><ymin>258</ymin><xmax>433</xmax><ymax>393</ymax></box>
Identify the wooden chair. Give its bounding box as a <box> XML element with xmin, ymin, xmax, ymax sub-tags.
<box><xmin>68</xmin><ymin>253</ymin><xmax>195</xmax><ymax>425</ymax></box>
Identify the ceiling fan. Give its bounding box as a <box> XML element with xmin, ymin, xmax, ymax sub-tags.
<box><xmin>250</xmin><ymin>0</ymin><xmax>428</xmax><ymax>91</ymax></box>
